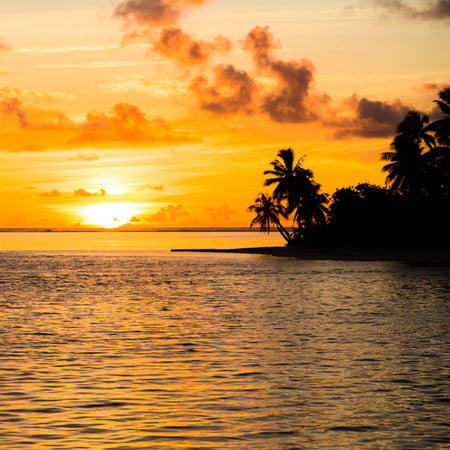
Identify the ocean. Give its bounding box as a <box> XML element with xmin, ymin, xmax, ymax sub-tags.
<box><xmin>0</xmin><ymin>232</ymin><xmax>449</xmax><ymax>449</ymax></box>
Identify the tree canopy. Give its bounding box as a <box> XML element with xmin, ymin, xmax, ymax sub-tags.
<box><xmin>249</xmin><ymin>148</ymin><xmax>328</xmax><ymax>244</ymax></box>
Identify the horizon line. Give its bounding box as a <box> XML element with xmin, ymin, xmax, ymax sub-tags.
<box><xmin>0</xmin><ymin>227</ymin><xmax>263</xmax><ymax>233</ymax></box>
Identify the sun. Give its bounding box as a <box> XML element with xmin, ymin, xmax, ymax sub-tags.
<box><xmin>78</xmin><ymin>202</ymin><xmax>143</xmax><ymax>229</ymax></box>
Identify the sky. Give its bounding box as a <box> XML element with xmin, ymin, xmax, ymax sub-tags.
<box><xmin>0</xmin><ymin>0</ymin><xmax>449</xmax><ymax>229</ymax></box>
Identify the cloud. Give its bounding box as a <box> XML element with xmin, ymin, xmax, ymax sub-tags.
<box><xmin>73</xmin><ymin>102</ymin><xmax>188</xmax><ymax>145</ymax></box>
<box><xmin>139</xmin><ymin>184</ymin><xmax>164</xmax><ymax>191</ymax></box>
<box><xmin>0</xmin><ymin>93</ymin><xmax>192</xmax><ymax>151</ymax></box>
<box><xmin>0</xmin><ymin>87</ymin><xmax>75</xmax><ymax>103</ymax></box>
<box><xmin>243</xmin><ymin>26</ymin><xmax>329</xmax><ymax>123</ymax></box>
<box><xmin>114</xmin><ymin>8</ymin><xmax>327</xmax><ymax>123</ymax></box>
<box><xmin>0</xmin><ymin>97</ymin><xmax>73</xmax><ymax>131</ymax></box>
<box><xmin>373</xmin><ymin>0</ymin><xmax>450</xmax><ymax>22</ymax></box>
<box><xmin>42</xmin><ymin>189</ymin><xmax>61</xmax><ymax>197</ymax></box>
<box><xmin>114</xmin><ymin>0</ymin><xmax>182</xmax><ymax>27</ymax></box>
<box><xmin>331</xmin><ymin>94</ymin><xmax>410</xmax><ymax>138</ymax></box>
<box><xmin>114</xmin><ymin>0</ymin><xmax>230</xmax><ymax>67</ymax></box>
<box><xmin>146</xmin><ymin>203</ymin><xmax>188</xmax><ymax>221</ymax></box>
<box><xmin>190</xmin><ymin>64</ymin><xmax>257</xmax><ymax>115</ymax></box>
<box><xmin>2</xmin><ymin>99</ymin><xmax>178</xmax><ymax>144</ymax></box>
<box><xmin>262</xmin><ymin>58</ymin><xmax>326</xmax><ymax>123</ymax></box>
<box><xmin>243</xmin><ymin>25</ymin><xmax>280</xmax><ymax>68</ymax></box>
<box><xmin>358</xmin><ymin>97</ymin><xmax>409</xmax><ymax>125</ymax></box>
<box><xmin>416</xmin><ymin>82</ymin><xmax>450</xmax><ymax>93</ymax></box>
<box><xmin>0</xmin><ymin>89</ymin><xmax>74</xmax><ymax>132</ymax></box>
<box><xmin>74</xmin><ymin>188</ymin><xmax>107</xmax><ymax>197</ymax></box>
<box><xmin>0</xmin><ymin>97</ymin><xmax>30</xmax><ymax>128</ymax></box>
<box><xmin>152</xmin><ymin>27</ymin><xmax>231</xmax><ymax>66</ymax></box>
<box><xmin>113</xmin><ymin>0</ymin><xmax>209</xmax><ymax>27</ymax></box>
<box><xmin>188</xmin><ymin>26</ymin><xmax>330</xmax><ymax>122</ymax></box>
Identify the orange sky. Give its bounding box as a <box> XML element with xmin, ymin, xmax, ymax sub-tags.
<box><xmin>0</xmin><ymin>0</ymin><xmax>449</xmax><ymax>229</ymax></box>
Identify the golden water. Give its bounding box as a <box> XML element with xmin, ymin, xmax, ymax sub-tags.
<box><xmin>0</xmin><ymin>233</ymin><xmax>449</xmax><ymax>448</ymax></box>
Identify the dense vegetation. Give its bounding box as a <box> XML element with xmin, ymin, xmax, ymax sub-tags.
<box><xmin>249</xmin><ymin>87</ymin><xmax>450</xmax><ymax>247</ymax></box>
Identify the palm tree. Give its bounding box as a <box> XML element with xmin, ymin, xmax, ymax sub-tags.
<box><xmin>425</xmin><ymin>88</ymin><xmax>450</xmax><ymax>195</ymax></box>
<box><xmin>426</xmin><ymin>87</ymin><xmax>450</xmax><ymax>146</ymax></box>
<box><xmin>248</xmin><ymin>193</ymin><xmax>292</xmax><ymax>243</ymax></box>
<box><xmin>398</xmin><ymin>110</ymin><xmax>435</xmax><ymax>148</ymax></box>
<box><xmin>263</xmin><ymin>148</ymin><xmax>329</xmax><ymax>242</ymax></box>
<box><xmin>381</xmin><ymin>111</ymin><xmax>435</xmax><ymax>196</ymax></box>
<box><xmin>263</xmin><ymin>148</ymin><xmax>313</xmax><ymax>211</ymax></box>
<box><xmin>292</xmin><ymin>186</ymin><xmax>329</xmax><ymax>240</ymax></box>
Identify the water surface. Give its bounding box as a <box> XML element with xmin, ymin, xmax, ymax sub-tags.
<box><xmin>0</xmin><ymin>233</ymin><xmax>449</xmax><ymax>448</ymax></box>
<box><xmin>0</xmin><ymin>230</ymin><xmax>283</xmax><ymax>252</ymax></box>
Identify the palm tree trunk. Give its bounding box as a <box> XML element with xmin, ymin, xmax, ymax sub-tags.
<box><xmin>276</xmin><ymin>222</ymin><xmax>292</xmax><ymax>243</ymax></box>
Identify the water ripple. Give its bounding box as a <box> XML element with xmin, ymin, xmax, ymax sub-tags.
<box><xmin>0</xmin><ymin>252</ymin><xmax>449</xmax><ymax>448</ymax></box>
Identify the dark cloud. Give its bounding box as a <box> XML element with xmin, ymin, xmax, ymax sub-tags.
<box><xmin>358</xmin><ymin>97</ymin><xmax>408</xmax><ymax>125</ymax></box>
<box><xmin>115</xmin><ymin>7</ymin><xmax>327</xmax><ymax>123</ymax></box>
<box><xmin>190</xmin><ymin>64</ymin><xmax>257</xmax><ymax>115</ymax></box>
<box><xmin>74</xmin><ymin>188</ymin><xmax>107</xmax><ymax>197</ymax></box>
<box><xmin>113</xmin><ymin>0</ymin><xmax>209</xmax><ymax>27</ymax></box>
<box><xmin>373</xmin><ymin>0</ymin><xmax>450</xmax><ymax>22</ymax></box>
<box><xmin>114</xmin><ymin>0</ymin><xmax>182</xmax><ymax>27</ymax></box>
<box><xmin>190</xmin><ymin>27</ymin><xmax>329</xmax><ymax>121</ymax></box>
<box><xmin>244</xmin><ymin>26</ymin><xmax>329</xmax><ymax>123</ymax></box>
<box><xmin>114</xmin><ymin>0</ymin><xmax>230</xmax><ymax>65</ymax></box>
<box><xmin>331</xmin><ymin>95</ymin><xmax>410</xmax><ymax>138</ymax></box>
<box><xmin>262</xmin><ymin>58</ymin><xmax>322</xmax><ymax>123</ymax></box>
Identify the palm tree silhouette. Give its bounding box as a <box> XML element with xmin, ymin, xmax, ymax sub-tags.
<box><xmin>248</xmin><ymin>193</ymin><xmax>292</xmax><ymax>243</ymax></box>
<box><xmin>263</xmin><ymin>148</ymin><xmax>313</xmax><ymax>210</ymax></box>
<box><xmin>425</xmin><ymin>88</ymin><xmax>450</xmax><ymax>195</ymax></box>
<box><xmin>263</xmin><ymin>148</ymin><xmax>328</xmax><ymax>242</ymax></box>
<box><xmin>292</xmin><ymin>185</ymin><xmax>329</xmax><ymax>240</ymax></box>
<box><xmin>427</xmin><ymin>87</ymin><xmax>450</xmax><ymax>147</ymax></box>
<box><xmin>381</xmin><ymin>111</ymin><xmax>435</xmax><ymax>197</ymax></box>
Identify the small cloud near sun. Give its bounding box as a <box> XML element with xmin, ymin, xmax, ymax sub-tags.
<box><xmin>74</xmin><ymin>188</ymin><xmax>107</xmax><ymax>197</ymax></box>
<box><xmin>139</xmin><ymin>184</ymin><xmax>165</xmax><ymax>191</ymax></box>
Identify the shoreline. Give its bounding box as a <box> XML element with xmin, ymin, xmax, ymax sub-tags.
<box><xmin>171</xmin><ymin>246</ymin><xmax>450</xmax><ymax>264</ymax></box>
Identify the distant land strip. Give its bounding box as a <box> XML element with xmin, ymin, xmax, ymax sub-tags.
<box><xmin>171</xmin><ymin>246</ymin><xmax>450</xmax><ymax>264</ymax></box>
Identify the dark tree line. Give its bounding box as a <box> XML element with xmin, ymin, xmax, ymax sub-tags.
<box><xmin>249</xmin><ymin>87</ymin><xmax>450</xmax><ymax>247</ymax></box>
